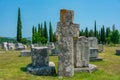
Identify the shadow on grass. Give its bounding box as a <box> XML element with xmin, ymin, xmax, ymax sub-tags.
<box><xmin>20</xmin><ymin>67</ymin><xmax>27</xmax><ymax>72</ymax></box>
<box><xmin>20</xmin><ymin>67</ymin><xmax>58</xmax><ymax>77</ymax></box>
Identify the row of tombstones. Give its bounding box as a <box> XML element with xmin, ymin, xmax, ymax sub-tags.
<box><xmin>19</xmin><ymin>37</ymin><xmax>104</xmax><ymax>60</ymax></box>
<box><xmin>25</xmin><ymin>37</ymin><xmax>103</xmax><ymax>76</ymax></box>
<box><xmin>1</xmin><ymin>42</ymin><xmax>27</xmax><ymax>51</ymax></box>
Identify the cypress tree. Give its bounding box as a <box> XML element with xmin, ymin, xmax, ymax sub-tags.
<box><xmin>102</xmin><ymin>25</ymin><xmax>106</xmax><ymax>44</ymax></box>
<box><xmin>49</xmin><ymin>22</ymin><xmax>53</xmax><ymax>42</ymax></box>
<box><xmin>17</xmin><ymin>8</ymin><xmax>22</xmax><ymax>42</ymax></box>
<box><xmin>41</xmin><ymin>23</ymin><xmax>43</xmax><ymax>37</ymax></box>
<box><xmin>43</xmin><ymin>21</ymin><xmax>48</xmax><ymax>43</ymax></box>
<box><xmin>38</xmin><ymin>23</ymin><xmax>41</xmax><ymax>42</ymax></box>
<box><xmin>94</xmin><ymin>20</ymin><xmax>97</xmax><ymax>37</ymax></box>
<box><xmin>34</xmin><ymin>27</ymin><xmax>38</xmax><ymax>43</ymax></box>
<box><xmin>106</xmin><ymin>27</ymin><xmax>111</xmax><ymax>44</ymax></box>
<box><xmin>32</xmin><ymin>25</ymin><xmax>35</xmax><ymax>43</ymax></box>
<box><xmin>85</xmin><ymin>27</ymin><xmax>88</xmax><ymax>37</ymax></box>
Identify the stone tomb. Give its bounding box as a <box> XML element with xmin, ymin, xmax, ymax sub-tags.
<box><xmin>98</xmin><ymin>44</ymin><xmax>104</xmax><ymax>52</ymax></box>
<box><xmin>74</xmin><ymin>37</ymin><xmax>97</xmax><ymax>72</ymax></box>
<box><xmin>74</xmin><ymin>37</ymin><xmax>89</xmax><ymax>68</ymax></box>
<box><xmin>1</xmin><ymin>42</ymin><xmax>8</xmax><ymax>51</ymax></box>
<box><xmin>56</xmin><ymin>9</ymin><xmax>97</xmax><ymax>77</ymax></box>
<box><xmin>19</xmin><ymin>50</ymin><xmax>31</xmax><ymax>57</ymax></box>
<box><xmin>88</xmin><ymin>37</ymin><xmax>102</xmax><ymax>61</ymax></box>
<box><xmin>27</xmin><ymin>47</ymin><xmax>56</xmax><ymax>75</ymax></box>
<box><xmin>16</xmin><ymin>43</ymin><xmax>26</xmax><ymax>50</ymax></box>
<box><xmin>88</xmin><ymin>37</ymin><xmax>98</xmax><ymax>48</ymax></box>
<box><xmin>116</xmin><ymin>50</ymin><xmax>120</xmax><ymax>55</ymax></box>
<box><xmin>7</xmin><ymin>42</ymin><xmax>15</xmax><ymax>50</ymax></box>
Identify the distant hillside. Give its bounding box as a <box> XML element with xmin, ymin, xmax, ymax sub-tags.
<box><xmin>0</xmin><ymin>37</ymin><xmax>17</xmax><ymax>43</ymax></box>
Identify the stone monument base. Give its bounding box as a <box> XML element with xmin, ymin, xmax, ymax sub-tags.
<box><xmin>27</xmin><ymin>62</ymin><xmax>56</xmax><ymax>76</ymax></box>
<box><xmin>90</xmin><ymin>57</ymin><xmax>103</xmax><ymax>61</ymax></box>
<box><xmin>19</xmin><ymin>50</ymin><xmax>31</xmax><ymax>57</ymax></box>
<box><xmin>74</xmin><ymin>64</ymin><xmax>97</xmax><ymax>72</ymax></box>
<box><xmin>116</xmin><ymin>50</ymin><xmax>120</xmax><ymax>55</ymax></box>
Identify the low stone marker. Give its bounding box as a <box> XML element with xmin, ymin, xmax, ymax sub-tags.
<box><xmin>90</xmin><ymin>48</ymin><xmax>102</xmax><ymax>61</ymax></box>
<box><xmin>74</xmin><ymin>36</ymin><xmax>89</xmax><ymax>68</ymax></box>
<box><xmin>27</xmin><ymin>47</ymin><xmax>56</xmax><ymax>76</ymax></box>
<box><xmin>19</xmin><ymin>50</ymin><xmax>31</xmax><ymax>57</ymax></box>
<box><xmin>1</xmin><ymin>42</ymin><xmax>8</xmax><ymax>51</ymax></box>
<box><xmin>74</xmin><ymin>36</ymin><xmax>97</xmax><ymax>72</ymax></box>
<box><xmin>88</xmin><ymin>37</ymin><xmax>102</xmax><ymax>61</ymax></box>
<box><xmin>16</xmin><ymin>43</ymin><xmax>26</xmax><ymax>50</ymax></box>
<box><xmin>116</xmin><ymin>50</ymin><xmax>120</xmax><ymax>55</ymax></box>
<box><xmin>7</xmin><ymin>42</ymin><xmax>15</xmax><ymax>50</ymax></box>
<box><xmin>98</xmin><ymin>44</ymin><xmax>104</xmax><ymax>52</ymax></box>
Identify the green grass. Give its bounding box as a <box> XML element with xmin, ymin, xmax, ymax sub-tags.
<box><xmin>0</xmin><ymin>46</ymin><xmax>120</xmax><ymax>80</ymax></box>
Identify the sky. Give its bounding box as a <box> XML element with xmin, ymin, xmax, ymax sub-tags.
<box><xmin>0</xmin><ymin>0</ymin><xmax>120</xmax><ymax>37</ymax></box>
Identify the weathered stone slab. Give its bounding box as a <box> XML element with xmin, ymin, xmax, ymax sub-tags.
<box><xmin>98</xmin><ymin>44</ymin><xmax>104</xmax><ymax>52</ymax></box>
<box><xmin>88</xmin><ymin>37</ymin><xmax>98</xmax><ymax>48</ymax></box>
<box><xmin>116</xmin><ymin>50</ymin><xmax>120</xmax><ymax>55</ymax></box>
<box><xmin>74</xmin><ymin>36</ymin><xmax>89</xmax><ymax>68</ymax></box>
<box><xmin>27</xmin><ymin>61</ymin><xmax>56</xmax><ymax>76</ymax></box>
<box><xmin>27</xmin><ymin>47</ymin><xmax>56</xmax><ymax>76</ymax></box>
<box><xmin>90</xmin><ymin>48</ymin><xmax>102</xmax><ymax>61</ymax></box>
<box><xmin>74</xmin><ymin>64</ymin><xmax>97</xmax><ymax>72</ymax></box>
<box><xmin>58</xmin><ymin>37</ymin><xmax>74</xmax><ymax>77</ymax></box>
<box><xmin>19</xmin><ymin>50</ymin><xmax>31</xmax><ymax>57</ymax></box>
<box><xmin>1</xmin><ymin>42</ymin><xmax>8</xmax><ymax>51</ymax></box>
<box><xmin>7</xmin><ymin>43</ymin><xmax>15</xmax><ymax>50</ymax></box>
<box><xmin>31</xmin><ymin>47</ymin><xmax>48</xmax><ymax>67</ymax></box>
<box><xmin>16</xmin><ymin>43</ymin><xmax>26</xmax><ymax>50</ymax></box>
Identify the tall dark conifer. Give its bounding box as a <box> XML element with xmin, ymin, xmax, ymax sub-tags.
<box><xmin>85</xmin><ymin>27</ymin><xmax>88</xmax><ymax>37</ymax></box>
<box><xmin>17</xmin><ymin>8</ymin><xmax>22</xmax><ymax>42</ymax></box>
<box><xmin>32</xmin><ymin>25</ymin><xmax>35</xmax><ymax>43</ymax></box>
<box><xmin>94</xmin><ymin>20</ymin><xmax>97</xmax><ymax>37</ymax></box>
<box><xmin>49</xmin><ymin>22</ymin><xmax>53</xmax><ymax>42</ymax></box>
<box><xmin>44</xmin><ymin>21</ymin><xmax>48</xmax><ymax>43</ymax></box>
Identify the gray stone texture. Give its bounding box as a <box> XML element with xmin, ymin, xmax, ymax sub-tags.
<box><xmin>88</xmin><ymin>37</ymin><xmax>98</xmax><ymax>48</ymax></box>
<box><xmin>27</xmin><ymin>62</ymin><xmax>56</xmax><ymax>76</ymax></box>
<box><xmin>74</xmin><ymin>64</ymin><xmax>97</xmax><ymax>72</ymax></box>
<box><xmin>27</xmin><ymin>47</ymin><xmax>56</xmax><ymax>76</ymax></box>
<box><xmin>98</xmin><ymin>44</ymin><xmax>104</xmax><ymax>52</ymax></box>
<box><xmin>58</xmin><ymin>37</ymin><xmax>74</xmax><ymax>77</ymax></box>
<box><xmin>31</xmin><ymin>47</ymin><xmax>48</xmax><ymax>67</ymax></box>
<box><xmin>88</xmin><ymin>37</ymin><xmax>102</xmax><ymax>61</ymax></box>
<box><xmin>56</xmin><ymin>9</ymin><xmax>97</xmax><ymax>76</ymax></box>
<box><xmin>20</xmin><ymin>50</ymin><xmax>31</xmax><ymax>57</ymax></box>
<box><xmin>56</xmin><ymin>9</ymin><xmax>80</xmax><ymax>77</ymax></box>
<box><xmin>74</xmin><ymin>36</ymin><xmax>89</xmax><ymax>68</ymax></box>
<box><xmin>16</xmin><ymin>43</ymin><xmax>26</xmax><ymax>50</ymax></box>
<box><xmin>7</xmin><ymin>42</ymin><xmax>15</xmax><ymax>50</ymax></box>
<box><xmin>116</xmin><ymin>50</ymin><xmax>120</xmax><ymax>55</ymax></box>
<box><xmin>1</xmin><ymin>42</ymin><xmax>8</xmax><ymax>51</ymax></box>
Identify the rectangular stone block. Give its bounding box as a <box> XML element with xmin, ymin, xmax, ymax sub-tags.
<box><xmin>89</xmin><ymin>48</ymin><xmax>98</xmax><ymax>58</ymax></box>
<box><xmin>98</xmin><ymin>44</ymin><xmax>103</xmax><ymax>52</ymax></box>
<box><xmin>88</xmin><ymin>37</ymin><xmax>98</xmax><ymax>48</ymax></box>
<box><xmin>58</xmin><ymin>37</ymin><xmax>74</xmax><ymax>77</ymax></box>
<box><xmin>74</xmin><ymin>36</ymin><xmax>89</xmax><ymax>68</ymax></box>
<box><xmin>31</xmin><ymin>47</ymin><xmax>48</xmax><ymax>67</ymax></box>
